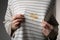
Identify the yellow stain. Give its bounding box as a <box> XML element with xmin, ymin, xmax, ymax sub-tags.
<box><xmin>29</xmin><ymin>13</ymin><xmax>38</xmax><ymax>21</ymax></box>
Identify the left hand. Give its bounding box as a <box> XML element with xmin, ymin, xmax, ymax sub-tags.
<box><xmin>41</xmin><ymin>20</ymin><xmax>53</xmax><ymax>37</ymax></box>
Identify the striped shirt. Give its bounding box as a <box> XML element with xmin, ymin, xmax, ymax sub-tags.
<box><xmin>6</xmin><ymin>0</ymin><xmax>51</xmax><ymax>40</ymax></box>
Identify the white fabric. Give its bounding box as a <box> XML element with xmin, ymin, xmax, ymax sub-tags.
<box><xmin>5</xmin><ymin>0</ymin><xmax>51</xmax><ymax>40</ymax></box>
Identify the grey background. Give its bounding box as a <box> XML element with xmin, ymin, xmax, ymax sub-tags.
<box><xmin>0</xmin><ymin>0</ymin><xmax>10</xmax><ymax>40</ymax></box>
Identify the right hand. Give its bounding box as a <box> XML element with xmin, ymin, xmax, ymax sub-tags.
<box><xmin>11</xmin><ymin>14</ymin><xmax>25</xmax><ymax>30</ymax></box>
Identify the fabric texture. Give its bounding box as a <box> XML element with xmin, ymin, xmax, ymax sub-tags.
<box><xmin>4</xmin><ymin>0</ymin><xmax>56</xmax><ymax>40</ymax></box>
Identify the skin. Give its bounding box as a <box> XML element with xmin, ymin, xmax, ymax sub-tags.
<box><xmin>42</xmin><ymin>20</ymin><xmax>53</xmax><ymax>37</ymax></box>
<box><xmin>11</xmin><ymin>14</ymin><xmax>25</xmax><ymax>30</ymax></box>
<box><xmin>11</xmin><ymin>14</ymin><xmax>53</xmax><ymax>37</ymax></box>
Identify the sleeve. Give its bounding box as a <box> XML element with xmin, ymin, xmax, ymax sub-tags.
<box><xmin>48</xmin><ymin>29</ymin><xmax>58</xmax><ymax>40</ymax></box>
<box><xmin>4</xmin><ymin>4</ymin><xmax>12</xmax><ymax>36</ymax></box>
<box><xmin>47</xmin><ymin>15</ymin><xmax>58</xmax><ymax>40</ymax></box>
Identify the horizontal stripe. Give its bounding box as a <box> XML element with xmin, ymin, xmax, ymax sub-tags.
<box><xmin>9</xmin><ymin>0</ymin><xmax>51</xmax><ymax>40</ymax></box>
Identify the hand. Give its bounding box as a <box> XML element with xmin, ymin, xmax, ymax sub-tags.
<box><xmin>41</xmin><ymin>21</ymin><xmax>53</xmax><ymax>37</ymax></box>
<box><xmin>11</xmin><ymin>14</ymin><xmax>25</xmax><ymax>30</ymax></box>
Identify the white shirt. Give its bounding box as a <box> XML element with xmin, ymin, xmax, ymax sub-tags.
<box><xmin>5</xmin><ymin>0</ymin><xmax>51</xmax><ymax>40</ymax></box>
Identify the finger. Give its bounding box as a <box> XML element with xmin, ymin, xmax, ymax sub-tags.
<box><xmin>41</xmin><ymin>20</ymin><xmax>47</xmax><ymax>27</ymax></box>
<box><xmin>12</xmin><ymin>18</ymin><xmax>25</xmax><ymax>26</ymax></box>
<box><xmin>12</xmin><ymin>14</ymin><xmax>24</xmax><ymax>20</ymax></box>
<box><xmin>45</xmin><ymin>22</ymin><xmax>53</xmax><ymax>30</ymax></box>
<box><xmin>14</xmin><ymin>22</ymin><xmax>19</xmax><ymax>26</ymax></box>
<box><xmin>42</xmin><ymin>28</ymin><xmax>50</xmax><ymax>36</ymax></box>
<box><xmin>13</xmin><ymin>19</ymin><xmax>23</xmax><ymax>23</ymax></box>
<box><xmin>13</xmin><ymin>16</ymin><xmax>25</xmax><ymax>20</ymax></box>
<box><xmin>11</xmin><ymin>22</ymin><xmax>20</xmax><ymax>30</ymax></box>
<box><xmin>42</xmin><ymin>20</ymin><xmax>53</xmax><ymax>30</ymax></box>
<box><xmin>42</xmin><ymin>28</ymin><xmax>47</xmax><ymax>36</ymax></box>
<box><xmin>14</xmin><ymin>21</ymin><xmax>22</xmax><ymax>28</ymax></box>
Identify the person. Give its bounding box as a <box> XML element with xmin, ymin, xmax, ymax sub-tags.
<box><xmin>4</xmin><ymin>0</ymin><xmax>58</xmax><ymax>40</ymax></box>
<box><xmin>42</xmin><ymin>0</ymin><xmax>59</xmax><ymax>40</ymax></box>
<box><xmin>42</xmin><ymin>16</ymin><xmax>58</xmax><ymax>40</ymax></box>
